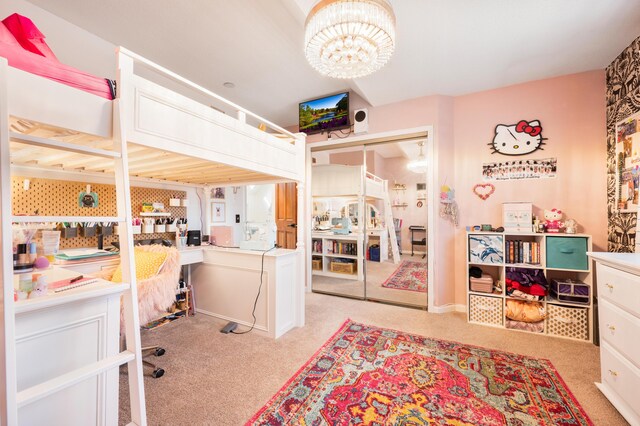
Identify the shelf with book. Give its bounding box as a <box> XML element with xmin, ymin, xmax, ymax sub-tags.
<box><xmin>311</xmin><ymin>233</ymin><xmax>364</xmax><ymax>281</ymax></box>
<box><xmin>466</xmin><ymin>231</ymin><xmax>594</xmax><ymax>342</ymax></box>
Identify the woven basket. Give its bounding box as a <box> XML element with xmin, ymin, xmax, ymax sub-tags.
<box><xmin>546</xmin><ymin>304</ymin><xmax>588</xmax><ymax>341</ymax></box>
<box><xmin>312</xmin><ymin>259</ymin><xmax>322</xmax><ymax>271</ymax></box>
<box><xmin>330</xmin><ymin>261</ymin><xmax>355</xmax><ymax>274</ymax></box>
<box><xmin>469</xmin><ymin>295</ymin><xmax>503</xmax><ymax>326</ymax></box>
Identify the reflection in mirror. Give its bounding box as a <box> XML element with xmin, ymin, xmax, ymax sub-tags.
<box><xmin>362</xmin><ymin>141</ymin><xmax>428</xmax><ymax>308</ymax></box>
<box><xmin>311</xmin><ymin>147</ymin><xmax>365</xmax><ymax>299</ymax></box>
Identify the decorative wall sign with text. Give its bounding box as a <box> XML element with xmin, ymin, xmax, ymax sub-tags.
<box><xmin>615</xmin><ymin>110</ymin><xmax>640</xmax><ymax>212</ymax></box>
<box><xmin>489</xmin><ymin>120</ymin><xmax>547</xmax><ymax>156</ymax></box>
<box><xmin>482</xmin><ymin>158</ymin><xmax>557</xmax><ymax>181</ymax></box>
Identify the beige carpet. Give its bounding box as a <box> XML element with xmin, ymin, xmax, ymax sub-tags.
<box><xmin>119</xmin><ymin>292</ymin><xmax>628</xmax><ymax>426</ymax></box>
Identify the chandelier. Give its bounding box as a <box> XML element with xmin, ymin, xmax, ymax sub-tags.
<box><xmin>407</xmin><ymin>141</ymin><xmax>427</xmax><ymax>174</ymax></box>
<box><xmin>304</xmin><ymin>0</ymin><xmax>396</xmax><ymax>79</ymax></box>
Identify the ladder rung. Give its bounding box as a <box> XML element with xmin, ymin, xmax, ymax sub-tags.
<box><xmin>11</xmin><ymin>216</ymin><xmax>126</xmax><ymax>223</ymax></box>
<box><xmin>10</xmin><ymin>132</ymin><xmax>121</xmax><ymax>159</ymax></box>
<box><xmin>17</xmin><ymin>351</ymin><xmax>135</xmax><ymax>408</ymax></box>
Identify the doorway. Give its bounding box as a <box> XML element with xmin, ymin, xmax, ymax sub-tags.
<box><xmin>308</xmin><ymin>129</ymin><xmax>434</xmax><ymax>310</ymax></box>
<box><xmin>275</xmin><ymin>182</ymin><xmax>297</xmax><ymax>249</ymax></box>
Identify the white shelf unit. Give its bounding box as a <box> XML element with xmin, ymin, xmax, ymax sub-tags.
<box><xmin>312</xmin><ymin>233</ymin><xmax>364</xmax><ymax>281</ymax></box>
<box><xmin>466</xmin><ymin>231</ymin><xmax>594</xmax><ymax>342</ymax></box>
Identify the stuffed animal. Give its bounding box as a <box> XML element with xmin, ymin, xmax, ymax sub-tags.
<box><xmin>543</xmin><ymin>208</ymin><xmax>564</xmax><ymax>233</ymax></box>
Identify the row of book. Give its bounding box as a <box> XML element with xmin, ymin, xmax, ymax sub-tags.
<box><xmin>328</xmin><ymin>241</ymin><xmax>357</xmax><ymax>255</ymax></box>
<box><xmin>506</xmin><ymin>240</ymin><xmax>541</xmax><ymax>265</ymax></box>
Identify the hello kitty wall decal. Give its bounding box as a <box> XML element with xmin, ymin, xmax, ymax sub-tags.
<box><xmin>489</xmin><ymin>119</ymin><xmax>547</xmax><ymax>156</ymax></box>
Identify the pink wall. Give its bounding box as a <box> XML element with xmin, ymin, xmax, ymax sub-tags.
<box><xmin>300</xmin><ymin>71</ymin><xmax>605</xmax><ymax>308</ymax></box>
<box><xmin>453</xmin><ymin>70</ymin><xmax>607</xmax><ymax>305</ymax></box>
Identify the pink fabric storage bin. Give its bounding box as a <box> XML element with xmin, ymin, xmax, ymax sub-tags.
<box><xmin>470</xmin><ymin>274</ymin><xmax>493</xmax><ymax>293</ymax></box>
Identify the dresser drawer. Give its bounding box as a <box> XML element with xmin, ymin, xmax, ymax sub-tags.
<box><xmin>600</xmin><ymin>342</ymin><xmax>640</xmax><ymax>419</ymax></box>
<box><xmin>546</xmin><ymin>237</ymin><xmax>588</xmax><ymax>270</ymax></box>
<box><xmin>600</xmin><ymin>299</ymin><xmax>640</xmax><ymax>368</ymax></box>
<box><xmin>597</xmin><ymin>263</ymin><xmax>640</xmax><ymax>317</ymax></box>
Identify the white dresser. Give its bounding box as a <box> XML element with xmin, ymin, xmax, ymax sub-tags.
<box><xmin>589</xmin><ymin>252</ymin><xmax>640</xmax><ymax>426</ymax></box>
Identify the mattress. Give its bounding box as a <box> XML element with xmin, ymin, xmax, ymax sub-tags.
<box><xmin>0</xmin><ymin>16</ymin><xmax>113</xmax><ymax>100</ymax></box>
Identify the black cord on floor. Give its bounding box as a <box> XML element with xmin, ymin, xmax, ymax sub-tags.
<box><xmin>230</xmin><ymin>245</ymin><xmax>277</xmax><ymax>334</ymax></box>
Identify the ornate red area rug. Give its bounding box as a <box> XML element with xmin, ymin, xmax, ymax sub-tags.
<box><xmin>247</xmin><ymin>320</ymin><xmax>592</xmax><ymax>426</ymax></box>
<box><xmin>381</xmin><ymin>260</ymin><xmax>427</xmax><ymax>292</ymax></box>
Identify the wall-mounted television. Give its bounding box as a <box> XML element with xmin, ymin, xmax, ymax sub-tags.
<box><xmin>299</xmin><ymin>91</ymin><xmax>349</xmax><ymax>134</ymax></box>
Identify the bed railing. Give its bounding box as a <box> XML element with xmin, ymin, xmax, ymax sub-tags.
<box><xmin>116</xmin><ymin>47</ymin><xmax>298</xmax><ymax>144</ymax></box>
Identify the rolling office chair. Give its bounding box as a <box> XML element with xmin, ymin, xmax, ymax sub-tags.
<box><xmin>98</xmin><ymin>244</ymin><xmax>181</xmax><ymax>378</ymax></box>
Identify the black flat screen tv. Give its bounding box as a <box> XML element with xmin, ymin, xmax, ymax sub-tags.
<box><xmin>299</xmin><ymin>91</ymin><xmax>349</xmax><ymax>134</ymax></box>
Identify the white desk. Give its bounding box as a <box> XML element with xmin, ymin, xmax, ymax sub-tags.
<box><xmin>367</xmin><ymin>229</ymin><xmax>388</xmax><ymax>262</ymax></box>
<box><xmin>13</xmin><ymin>268</ymin><xmax>127</xmax><ymax>425</ymax></box>
<box><xmin>190</xmin><ymin>245</ymin><xmax>299</xmax><ymax>338</ymax></box>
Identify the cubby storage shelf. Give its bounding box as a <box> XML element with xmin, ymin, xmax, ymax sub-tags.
<box><xmin>466</xmin><ymin>231</ymin><xmax>594</xmax><ymax>343</ymax></box>
<box><xmin>311</xmin><ymin>233</ymin><xmax>364</xmax><ymax>281</ymax></box>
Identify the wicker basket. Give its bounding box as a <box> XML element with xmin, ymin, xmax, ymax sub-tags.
<box><xmin>312</xmin><ymin>259</ymin><xmax>322</xmax><ymax>271</ymax></box>
<box><xmin>546</xmin><ymin>304</ymin><xmax>588</xmax><ymax>341</ymax></box>
<box><xmin>469</xmin><ymin>295</ymin><xmax>503</xmax><ymax>326</ymax></box>
<box><xmin>330</xmin><ymin>261</ymin><xmax>356</xmax><ymax>275</ymax></box>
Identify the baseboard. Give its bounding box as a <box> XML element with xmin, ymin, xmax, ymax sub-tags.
<box><xmin>430</xmin><ymin>304</ymin><xmax>466</xmax><ymax>314</ymax></box>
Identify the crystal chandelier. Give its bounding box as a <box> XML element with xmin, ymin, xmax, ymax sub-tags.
<box><xmin>304</xmin><ymin>0</ymin><xmax>396</xmax><ymax>79</ymax></box>
<box><xmin>407</xmin><ymin>141</ymin><xmax>427</xmax><ymax>174</ymax></box>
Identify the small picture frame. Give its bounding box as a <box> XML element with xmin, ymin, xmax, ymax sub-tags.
<box><xmin>213</xmin><ymin>187</ymin><xmax>225</xmax><ymax>199</ymax></box>
<box><xmin>212</xmin><ymin>201</ymin><xmax>225</xmax><ymax>223</ymax></box>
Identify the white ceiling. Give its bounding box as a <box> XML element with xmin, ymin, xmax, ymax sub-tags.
<box><xmin>27</xmin><ymin>0</ymin><xmax>640</xmax><ymax>128</ymax></box>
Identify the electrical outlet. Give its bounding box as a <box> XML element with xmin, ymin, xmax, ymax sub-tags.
<box><xmin>235</xmin><ymin>214</ymin><xmax>240</xmax><ymax>223</ymax></box>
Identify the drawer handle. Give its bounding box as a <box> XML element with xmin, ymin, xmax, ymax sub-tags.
<box><xmin>605</xmin><ymin>283</ymin><xmax>614</xmax><ymax>290</ymax></box>
<box><xmin>608</xmin><ymin>369</ymin><xmax>618</xmax><ymax>377</ymax></box>
<box><xmin>477</xmin><ymin>305</ymin><xmax>494</xmax><ymax>311</ymax></box>
<box><xmin>559</xmin><ymin>249</ymin><xmax>575</xmax><ymax>254</ymax></box>
<box><xmin>555</xmin><ymin>317</ymin><xmax>577</xmax><ymax>324</ymax></box>
<box><xmin>608</xmin><ymin>324</ymin><xmax>616</xmax><ymax>332</ymax></box>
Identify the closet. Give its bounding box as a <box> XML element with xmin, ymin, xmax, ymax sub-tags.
<box><xmin>309</xmin><ymin>137</ymin><xmax>431</xmax><ymax>309</ymax></box>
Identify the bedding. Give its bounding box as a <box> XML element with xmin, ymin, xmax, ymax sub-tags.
<box><xmin>0</xmin><ymin>13</ymin><xmax>114</xmax><ymax>99</ymax></box>
<box><xmin>505</xmin><ymin>299</ymin><xmax>547</xmax><ymax>323</ymax></box>
<box><xmin>2</xmin><ymin>13</ymin><xmax>57</xmax><ymax>60</ymax></box>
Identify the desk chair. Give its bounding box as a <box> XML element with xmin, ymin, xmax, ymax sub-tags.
<box><xmin>97</xmin><ymin>245</ymin><xmax>181</xmax><ymax>378</ymax></box>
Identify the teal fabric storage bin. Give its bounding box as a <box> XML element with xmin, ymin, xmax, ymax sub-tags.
<box><xmin>546</xmin><ymin>237</ymin><xmax>588</xmax><ymax>270</ymax></box>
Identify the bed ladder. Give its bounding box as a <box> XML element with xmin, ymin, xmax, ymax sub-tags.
<box><xmin>382</xmin><ymin>191</ymin><xmax>401</xmax><ymax>264</ymax></box>
<box><xmin>0</xmin><ymin>57</ymin><xmax>147</xmax><ymax>425</ymax></box>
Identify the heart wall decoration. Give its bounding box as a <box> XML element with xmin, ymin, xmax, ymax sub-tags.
<box><xmin>473</xmin><ymin>183</ymin><xmax>495</xmax><ymax>200</ymax></box>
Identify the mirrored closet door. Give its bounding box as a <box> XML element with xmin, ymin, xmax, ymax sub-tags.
<box><xmin>310</xmin><ymin>140</ymin><xmax>428</xmax><ymax>309</ymax></box>
<box><xmin>362</xmin><ymin>142</ymin><xmax>428</xmax><ymax>309</ymax></box>
<box><xmin>310</xmin><ymin>146</ymin><xmax>365</xmax><ymax>299</ymax></box>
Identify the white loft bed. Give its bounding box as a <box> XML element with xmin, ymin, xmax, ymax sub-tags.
<box><xmin>1</xmin><ymin>47</ymin><xmax>306</xmax><ymax>426</ymax></box>
<box><xmin>7</xmin><ymin>48</ymin><xmax>305</xmax><ymax>184</ymax></box>
<box><xmin>311</xmin><ymin>164</ymin><xmax>387</xmax><ymax>199</ymax></box>
<box><xmin>311</xmin><ymin>164</ymin><xmax>399</xmax><ymax>264</ymax></box>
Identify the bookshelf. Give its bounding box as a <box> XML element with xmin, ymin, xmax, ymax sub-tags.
<box><xmin>311</xmin><ymin>233</ymin><xmax>364</xmax><ymax>281</ymax></box>
<box><xmin>466</xmin><ymin>231</ymin><xmax>594</xmax><ymax>342</ymax></box>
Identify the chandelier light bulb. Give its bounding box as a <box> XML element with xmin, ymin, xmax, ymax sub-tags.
<box><xmin>305</xmin><ymin>0</ymin><xmax>396</xmax><ymax>79</ymax></box>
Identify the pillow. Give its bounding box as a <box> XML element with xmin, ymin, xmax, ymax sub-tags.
<box><xmin>111</xmin><ymin>248</ymin><xmax>168</xmax><ymax>283</ymax></box>
<box><xmin>2</xmin><ymin>13</ymin><xmax>58</xmax><ymax>60</ymax></box>
<box><xmin>505</xmin><ymin>300</ymin><xmax>546</xmax><ymax>323</ymax></box>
